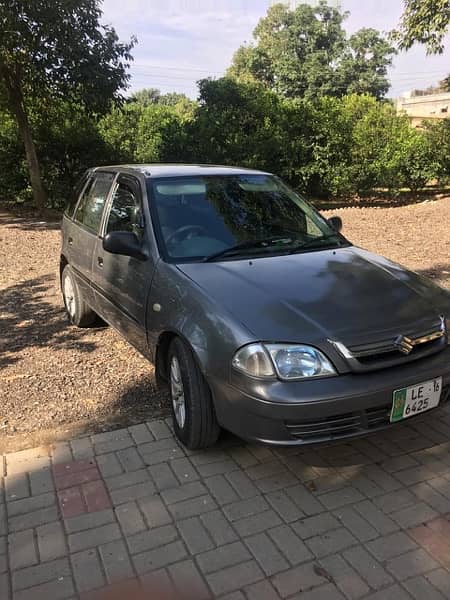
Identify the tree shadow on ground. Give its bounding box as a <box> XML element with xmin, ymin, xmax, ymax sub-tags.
<box><xmin>0</xmin><ymin>273</ymin><xmax>99</xmax><ymax>369</ymax></box>
<box><xmin>0</xmin><ymin>211</ymin><xmax>61</xmax><ymax>231</ymax></box>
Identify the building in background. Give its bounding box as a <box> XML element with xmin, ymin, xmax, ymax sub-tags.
<box><xmin>397</xmin><ymin>92</ymin><xmax>450</xmax><ymax>127</ymax></box>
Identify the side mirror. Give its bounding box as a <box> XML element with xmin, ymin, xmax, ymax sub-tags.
<box><xmin>328</xmin><ymin>215</ymin><xmax>343</xmax><ymax>233</ymax></box>
<box><xmin>103</xmin><ymin>231</ymin><xmax>147</xmax><ymax>261</ymax></box>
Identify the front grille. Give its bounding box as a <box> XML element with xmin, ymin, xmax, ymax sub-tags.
<box><xmin>285</xmin><ymin>385</ymin><xmax>450</xmax><ymax>442</ymax></box>
<box><xmin>340</xmin><ymin>319</ymin><xmax>447</xmax><ymax>372</ymax></box>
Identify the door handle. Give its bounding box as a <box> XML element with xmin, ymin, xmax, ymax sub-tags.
<box><xmin>97</xmin><ymin>256</ymin><xmax>104</xmax><ymax>267</ymax></box>
<box><xmin>68</xmin><ymin>237</ymin><xmax>73</xmax><ymax>245</ymax></box>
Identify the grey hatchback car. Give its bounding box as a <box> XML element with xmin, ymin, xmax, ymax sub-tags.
<box><xmin>60</xmin><ymin>164</ymin><xmax>450</xmax><ymax>449</ymax></box>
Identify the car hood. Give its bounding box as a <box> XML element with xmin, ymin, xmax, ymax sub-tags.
<box><xmin>177</xmin><ymin>247</ymin><xmax>450</xmax><ymax>345</ymax></box>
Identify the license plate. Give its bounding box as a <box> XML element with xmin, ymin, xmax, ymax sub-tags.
<box><xmin>390</xmin><ymin>377</ymin><xmax>442</xmax><ymax>423</ymax></box>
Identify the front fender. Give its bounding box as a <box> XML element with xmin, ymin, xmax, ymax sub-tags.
<box><xmin>146</xmin><ymin>261</ymin><xmax>254</xmax><ymax>380</ymax></box>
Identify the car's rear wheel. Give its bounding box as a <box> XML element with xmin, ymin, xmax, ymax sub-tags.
<box><xmin>61</xmin><ymin>264</ymin><xmax>98</xmax><ymax>327</ymax></box>
<box><xmin>168</xmin><ymin>337</ymin><xmax>220</xmax><ymax>449</ymax></box>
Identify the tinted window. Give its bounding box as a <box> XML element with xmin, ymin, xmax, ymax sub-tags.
<box><xmin>106</xmin><ymin>179</ymin><xmax>141</xmax><ymax>234</ymax></box>
<box><xmin>74</xmin><ymin>172</ymin><xmax>115</xmax><ymax>233</ymax></box>
<box><xmin>65</xmin><ymin>171</ymin><xmax>90</xmax><ymax>218</ymax></box>
<box><xmin>148</xmin><ymin>175</ymin><xmax>344</xmax><ymax>261</ymax></box>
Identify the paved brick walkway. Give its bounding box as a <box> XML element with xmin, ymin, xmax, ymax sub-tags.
<box><xmin>3</xmin><ymin>410</ymin><xmax>450</xmax><ymax>599</ymax></box>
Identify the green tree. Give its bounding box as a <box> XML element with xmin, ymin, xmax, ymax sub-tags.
<box><xmin>130</xmin><ymin>88</ymin><xmax>161</xmax><ymax>106</ymax></box>
<box><xmin>189</xmin><ymin>78</ymin><xmax>285</xmax><ymax>170</ymax></box>
<box><xmin>0</xmin><ymin>0</ymin><xmax>135</xmax><ymax>211</ymax></box>
<box><xmin>394</xmin><ymin>0</ymin><xmax>450</xmax><ymax>53</ymax></box>
<box><xmin>227</xmin><ymin>1</ymin><xmax>395</xmax><ymax>100</ymax></box>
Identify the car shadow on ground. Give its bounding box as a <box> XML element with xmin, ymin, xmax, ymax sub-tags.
<box><xmin>0</xmin><ymin>273</ymin><xmax>99</xmax><ymax>369</ymax></box>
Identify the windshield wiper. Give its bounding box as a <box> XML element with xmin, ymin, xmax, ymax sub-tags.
<box><xmin>203</xmin><ymin>236</ymin><xmax>296</xmax><ymax>262</ymax></box>
<box><xmin>288</xmin><ymin>232</ymin><xmax>342</xmax><ymax>254</ymax></box>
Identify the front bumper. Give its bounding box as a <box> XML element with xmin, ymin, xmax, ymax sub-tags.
<box><xmin>210</xmin><ymin>346</ymin><xmax>450</xmax><ymax>445</ymax></box>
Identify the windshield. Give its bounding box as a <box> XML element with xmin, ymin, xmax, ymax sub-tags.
<box><xmin>148</xmin><ymin>174</ymin><xmax>348</xmax><ymax>262</ymax></box>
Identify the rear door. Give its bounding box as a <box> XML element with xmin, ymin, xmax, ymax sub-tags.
<box><xmin>92</xmin><ymin>173</ymin><xmax>156</xmax><ymax>355</ymax></box>
<box><xmin>68</xmin><ymin>171</ymin><xmax>116</xmax><ymax>306</ymax></box>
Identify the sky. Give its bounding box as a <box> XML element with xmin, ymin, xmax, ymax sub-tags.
<box><xmin>101</xmin><ymin>0</ymin><xmax>450</xmax><ymax>99</ymax></box>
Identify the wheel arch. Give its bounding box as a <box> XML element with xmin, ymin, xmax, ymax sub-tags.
<box><xmin>155</xmin><ymin>329</ymin><xmax>206</xmax><ymax>384</ymax></box>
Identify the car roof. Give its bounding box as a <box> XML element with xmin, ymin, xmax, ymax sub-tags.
<box><xmin>93</xmin><ymin>164</ymin><xmax>271</xmax><ymax>178</ymax></box>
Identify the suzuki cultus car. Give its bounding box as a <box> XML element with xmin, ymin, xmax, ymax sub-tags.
<box><xmin>61</xmin><ymin>165</ymin><xmax>450</xmax><ymax>448</ymax></box>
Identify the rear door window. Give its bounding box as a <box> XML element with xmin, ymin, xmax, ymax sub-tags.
<box><xmin>74</xmin><ymin>172</ymin><xmax>115</xmax><ymax>234</ymax></box>
<box><xmin>65</xmin><ymin>171</ymin><xmax>90</xmax><ymax>219</ymax></box>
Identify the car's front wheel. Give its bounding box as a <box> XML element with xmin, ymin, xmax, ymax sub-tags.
<box><xmin>168</xmin><ymin>337</ymin><xmax>220</xmax><ymax>449</ymax></box>
<box><xmin>61</xmin><ymin>264</ymin><xmax>98</xmax><ymax>327</ymax></box>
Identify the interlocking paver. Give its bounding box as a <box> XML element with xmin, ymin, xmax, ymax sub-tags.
<box><xmin>177</xmin><ymin>516</ymin><xmax>214</xmax><ymax>554</ymax></box>
<box><xmin>244</xmin><ymin>532</ymin><xmax>289</xmax><ymax>575</ymax></box>
<box><xmin>12</xmin><ymin>557</ymin><xmax>71</xmax><ymax>591</ymax></box>
<box><xmin>36</xmin><ymin>521</ymin><xmax>67</xmax><ymax>561</ymax></box>
<box><xmin>147</xmin><ymin>463</ymin><xmax>178</xmax><ymax>491</ymax></box>
<box><xmin>170</xmin><ymin>457</ymin><xmax>199</xmax><ymax>484</ymax></box>
<box><xmin>271</xmin><ymin>561</ymin><xmax>329</xmax><ymax>597</ymax></box>
<box><xmin>305</xmin><ymin>526</ymin><xmax>357</xmax><ymax>558</ymax></box>
<box><xmin>139</xmin><ymin>494</ymin><xmax>172</xmax><ymax>527</ymax></box>
<box><xmin>96</xmin><ymin>453</ymin><xmax>123</xmax><ymax>479</ymax></box>
<box><xmin>267</xmin><ymin>524</ymin><xmax>312</xmax><ymax>565</ymax></box>
<box><xmin>225</xmin><ymin>470</ymin><xmax>259</xmax><ymax>499</ymax></box>
<box><xmin>333</xmin><ymin>506</ymin><xmax>379</xmax><ymax>542</ymax></box>
<box><xmin>425</xmin><ymin>568</ymin><xmax>450</xmax><ymax>597</ymax></box>
<box><xmin>115</xmin><ymin>501</ymin><xmax>146</xmax><ymax>535</ymax></box>
<box><xmin>200</xmin><ymin>509</ymin><xmax>238</xmax><ymax>545</ymax></box>
<box><xmin>245</xmin><ymin>579</ymin><xmax>281</xmax><ymax>600</ymax></box>
<box><xmin>205</xmin><ymin>560</ymin><xmax>264</xmax><ymax>596</ymax></box>
<box><xmin>285</xmin><ymin>484</ymin><xmax>324</xmax><ymax>515</ymax></box>
<box><xmin>5</xmin><ymin>417</ymin><xmax>450</xmax><ymax>599</ymax></box>
<box><xmin>110</xmin><ymin>481</ymin><xmax>156</xmax><ymax>506</ymax></box>
<box><xmin>319</xmin><ymin>554</ymin><xmax>370</xmax><ymax>599</ymax></box>
<box><xmin>68</xmin><ymin>522</ymin><xmax>122</xmax><ymax>553</ymax></box>
<box><xmin>126</xmin><ymin>524</ymin><xmax>178</xmax><ymax>555</ymax></box>
<box><xmin>265</xmin><ymin>489</ymin><xmax>304</xmax><ymax>523</ymax></box>
<box><xmin>197</xmin><ymin>541</ymin><xmax>251</xmax><ymax>574</ymax></box>
<box><xmin>343</xmin><ymin>545</ymin><xmax>393</xmax><ymax>588</ymax></box>
<box><xmin>291</xmin><ymin>512</ymin><xmax>340</xmax><ymax>540</ymax></box>
<box><xmin>128</xmin><ymin>423</ymin><xmax>154</xmax><ymax>445</ymax></box>
<box><xmin>99</xmin><ymin>539</ymin><xmax>134</xmax><ymax>584</ymax></box>
<box><xmin>64</xmin><ymin>508</ymin><xmax>115</xmax><ymax>534</ymax></box>
<box><xmin>353</xmin><ymin>500</ymin><xmax>399</xmax><ymax>535</ymax></box>
<box><xmin>132</xmin><ymin>540</ymin><xmax>187</xmax><ymax>574</ymax></box>
<box><xmin>116</xmin><ymin>447</ymin><xmax>145</xmax><ymax>472</ymax></box>
<box><xmin>403</xmin><ymin>574</ymin><xmax>446</xmax><ymax>600</ymax></box>
<box><xmin>71</xmin><ymin>549</ymin><xmax>105</xmax><ymax>593</ymax></box>
<box><xmin>168</xmin><ymin>559</ymin><xmax>211</xmax><ymax>599</ymax></box>
<box><xmin>168</xmin><ymin>494</ymin><xmax>217</xmax><ymax>520</ymax></box>
<box><xmin>232</xmin><ymin>509</ymin><xmax>282</xmax><ymax>537</ymax></box>
<box><xmin>366</xmin><ymin>531</ymin><xmax>418</xmax><ymax>562</ymax></box>
<box><xmin>13</xmin><ymin>576</ymin><xmax>75</xmax><ymax>600</ymax></box>
<box><xmin>8</xmin><ymin>529</ymin><xmax>37</xmax><ymax>570</ymax></box>
<box><xmin>385</xmin><ymin>547</ymin><xmax>440</xmax><ymax>580</ymax></box>
<box><xmin>204</xmin><ymin>474</ymin><xmax>239</xmax><ymax>505</ymax></box>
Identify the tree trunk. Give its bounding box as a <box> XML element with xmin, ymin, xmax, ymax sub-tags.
<box><xmin>0</xmin><ymin>65</ymin><xmax>48</xmax><ymax>213</ymax></box>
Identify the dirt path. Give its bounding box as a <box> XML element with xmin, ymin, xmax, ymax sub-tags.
<box><xmin>1</xmin><ymin>199</ymin><xmax>449</xmax><ymax>452</ymax></box>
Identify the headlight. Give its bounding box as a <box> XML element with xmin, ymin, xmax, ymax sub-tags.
<box><xmin>232</xmin><ymin>344</ymin><xmax>275</xmax><ymax>378</ymax></box>
<box><xmin>232</xmin><ymin>343</ymin><xmax>336</xmax><ymax>380</ymax></box>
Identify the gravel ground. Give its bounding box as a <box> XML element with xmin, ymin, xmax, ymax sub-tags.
<box><xmin>1</xmin><ymin>199</ymin><xmax>449</xmax><ymax>452</ymax></box>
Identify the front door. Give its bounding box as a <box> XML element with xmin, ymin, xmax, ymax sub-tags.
<box><xmin>92</xmin><ymin>174</ymin><xmax>155</xmax><ymax>355</ymax></box>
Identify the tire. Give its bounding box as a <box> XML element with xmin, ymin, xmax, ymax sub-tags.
<box><xmin>61</xmin><ymin>264</ymin><xmax>98</xmax><ymax>327</ymax></box>
<box><xmin>168</xmin><ymin>337</ymin><xmax>220</xmax><ymax>449</ymax></box>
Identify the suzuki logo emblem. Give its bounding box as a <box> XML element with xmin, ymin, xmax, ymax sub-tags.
<box><xmin>395</xmin><ymin>335</ymin><xmax>414</xmax><ymax>355</ymax></box>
